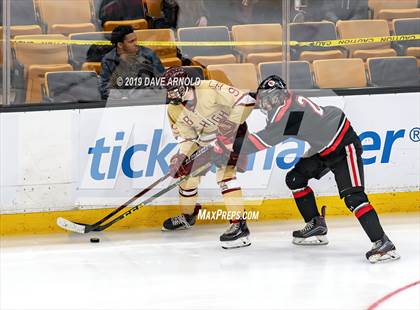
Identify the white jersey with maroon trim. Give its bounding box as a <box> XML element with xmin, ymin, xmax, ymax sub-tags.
<box><xmin>239</xmin><ymin>93</ymin><xmax>349</xmax><ymax>157</ymax></box>
<box><xmin>167</xmin><ymin>80</ymin><xmax>255</xmax><ymax>156</ymax></box>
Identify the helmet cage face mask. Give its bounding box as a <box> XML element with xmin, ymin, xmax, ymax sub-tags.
<box><xmin>163</xmin><ymin>67</ymin><xmax>190</xmax><ymax>105</ymax></box>
<box><xmin>257</xmin><ymin>75</ymin><xmax>289</xmax><ymax>114</ymax></box>
<box><xmin>167</xmin><ymin>85</ymin><xmax>187</xmax><ymax>105</ymax></box>
<box><xmin>257</xmin><ymin>88</ymin><xmax>285</xmax><ymax>114</ymax></box>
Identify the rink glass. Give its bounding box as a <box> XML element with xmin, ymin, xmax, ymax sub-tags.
<box><xmin>0</xmin><ymin>0</ymin><xmax>418</xmax><ymax>106</ymax></box>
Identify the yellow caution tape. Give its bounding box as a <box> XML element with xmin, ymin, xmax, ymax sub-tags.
<box><xmin>5</xmin><ymin>34</ymin><xmax>420</xmax><ymax>47</ymax></box>
<box><xmin>297</xmin><ymin>34</ymin><xmax>420</xmax><ymax>47</ymax></box>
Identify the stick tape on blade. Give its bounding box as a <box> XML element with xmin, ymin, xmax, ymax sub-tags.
<box><xmin>56</xmin><ymin>217</ymin><xmax>86</xmax><ymax>234</ymax></box>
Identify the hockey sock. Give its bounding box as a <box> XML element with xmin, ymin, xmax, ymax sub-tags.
<box><xmin>222</xmin><ymin>189</ymin><xmax>244</xmax><ymax>212</ymax></box>
<box><xmin>292</xmin><ymin>187</ymin><xmax>320</xmax><ymax>222</ymax></box>
<box><xmin>179</xmin><ymin>187</ymin><xmax>198</xmax><ymax>214</ymax></box>
<box><xmin>354</xmin><ymin>204</ymin><xmax>385</xmax><ymax>242</ymax></box>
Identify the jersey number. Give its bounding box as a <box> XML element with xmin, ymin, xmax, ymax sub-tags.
<box><xmin>297</xmin><ymin>96</ymin><xmax>323</xmax><ymax>116</ymax></box>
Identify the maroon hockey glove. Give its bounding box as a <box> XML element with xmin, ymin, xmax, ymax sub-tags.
<box><xmin>169</xmin><ymin>153</ymin><xmax>191</xmax><ymax>178</ymax></box>
<box><xmin>212</xmin><ymin>119</ymin><xmax>239</xmax><ymax>167</ymax></box>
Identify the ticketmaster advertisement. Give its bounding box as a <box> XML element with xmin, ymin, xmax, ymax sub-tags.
<box><xmin>1</xmin><ymin>93</ymin><xmax>419</xmax><ymax>213</ymax></box>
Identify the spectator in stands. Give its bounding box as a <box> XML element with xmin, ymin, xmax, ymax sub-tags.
<box><xmin>296</xmin><ymin>0</ymin><xmax>369</xmax><ymax>22</ymax></box>
<box><xmin>322</xmin><ymin>0</ymin><xmax>369</xmax><ymax>22</ymax></box>
<box><xmin>253</xmin><ymin>0</ymin><xmax>283</xmax><ymax>24</ymax></box>
<box><xmin>233</xmin><ymin>0</ymin><xmax>258</xmax><ymax>25</ymax></box>
<box><xmin>98</xmin><ymin>0</ymin><xmax>146</xmax><ymax>26</ymax></box>
<box><xmin>99</xmin><ymin>25</ymin><xmax>164</xmax><ymax>100</ymax></box>
<box><xmin>205</xmin><ymin>0</ymin><xmax>257</xmax><ymax>27</ymax></box>
<box><xmin>157</xmin><ymin>0</ymin><xmax>208</xmax><ymax>29</ymax></box>
<box><xmin>205</xmin><ymin>0</ymin><xmax>285</xmax><ymax>26</ymax></box>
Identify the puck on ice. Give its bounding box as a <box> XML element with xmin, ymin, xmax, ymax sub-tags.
<box><xmin>90</xmin><ymin>237</ymin><xmax>100</xmax><ymax>243</ymax></box>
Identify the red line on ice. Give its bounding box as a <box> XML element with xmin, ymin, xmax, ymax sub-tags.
<box><xmin>367</xmin><ymin>280</ymin><xmax>420</xmax><ymax>310</ymax></box>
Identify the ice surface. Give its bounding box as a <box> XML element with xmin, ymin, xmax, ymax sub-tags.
<box><xmin>1</xmin><ymin>214</ymin><xmax>419</xmax><ymax>310</ymax></box>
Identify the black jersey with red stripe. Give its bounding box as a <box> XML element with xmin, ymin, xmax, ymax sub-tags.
<box><xmin>236</xmin><ymin>93</ymin><xmax>352</xmax><ymax>157</ymax></box>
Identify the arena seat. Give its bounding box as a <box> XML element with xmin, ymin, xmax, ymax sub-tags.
<box><xmin>231</xmin><ymin>24</ymin><xmax>283</xmax><ymax>65</ymax></box>
<box><xmin>368</xmin><ymin>0</ymin><xmax>419</xmax><ymax>19</ymax></box>
<box><xmin>336</xmin><ymin>20</ymin><xmax>397</xmax><ymax>61</ymax></box>
<box><xmin>44</xmin><ymin>71</ymin><xmax>101</xmax><ymax>103</ymax></box>
<box><xmin>68</xmin><ymin>32</ymin><xmax>112</xmax><ymax>70</ymax></box>
<box><xmin>191</xmin><ymin>55</ymin><xmax>238</xmax><ymax>67</ymax></box>
<box><xmin>258</xmin><ymin>61</ymin><xmax>314</xmax><ymax>90</ymax></box>
<box><xmin>0</xmin><ymin>43</ymin><xmax>2</xmax><ymax>85</ymax></box>
<box><xmin>0</xmin><ymin>0</ymin><xmax>41</xmax><ymax>85</ymax></box>
<box><xmin>207</xmin><ymin>63</ymin><xmax>258</xmax><ymax>91</ymax></box>
<box><xmin>81</xmin><ymin>62</ymin><xmax>102</xmax><ymax>74</ymax></box>
<box><xmin>393</xmin><ymin>18</ymin><xmax>420</xmax><ymax>67</ymax></box>
<box><xmin>406</xmin><ymin>47</ymin><xmax>420</xmax><ymax>67</ymax></box>
<box><xmin>245</xmin><ymin>53</ymin><xmax>283</xmax><ymax>66</ymax></box>
<box><xmin>177</xmin><ymin>26</ymin><xmax>238</xmax><ymax>67</ymax></box>
<box><xmin>13</xmin><ymin>34</ymin><xmax>73</xmax><ymax>103</ymax></box>
<box><xmin>367</xmin><ymin>56</ymin><xmax>419</xmax><ymax>87</ymax></box>
<box><xmin>313</xmin><ymin>58</ymin><xmax>367</xmax><ymax>89</ymax></box>
<box><xmin>103</xmin><ymin>19</ymin><xmax>148</xmax><ymax>32</ymax></box>
<box><xmin>378</xmin><ymin>10</ymin><xmax>420</xmax><ymax>31</ymax></box>
<box><xmin>37</xmin><ymin>0</ymin><xmax>96</xmax><ymax>36</ymax></box>
<box><xmin>1</xmin><ymin>0</ymin><xmax>42</xmax><ymax>37</ymax></box>
<box><xmin>182</xmin><ymin>66</ymin><xmax>205</xmax><ymax>81</ymax></box>
<box><xmin>289</xmin><ymin>22</ymin><xmax>345</xmax><ymax>62</ymax></box>
<box><xmin>135</xmin><ymin>29</ymin><xmax>181</xmax><ymax>67</ymax></box>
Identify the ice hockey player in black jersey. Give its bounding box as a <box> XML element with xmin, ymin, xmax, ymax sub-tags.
<box><xmin>233</xmin><ymin>75</ymin><xmax>400</xmax><ymax>263</ymax></box>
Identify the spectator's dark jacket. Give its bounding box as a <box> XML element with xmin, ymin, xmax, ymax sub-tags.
<box><xmin>303</xmin><ymin>0</ymin><xmax>368</xmax><ymax>22</ymax></box>
<box><xmin>322</xmin><ymin>0</ymin><xmax>368</xmax><ymax>22</ymax></box>
<box><xmin>99</xmin><ymin>46</ymin><xmax>165</xmax><ymax>100</ymax></box>
<box><xmin>99</xmin><ymin>0</ymin><xmax>145</xmax><ymax>26</ymax></box>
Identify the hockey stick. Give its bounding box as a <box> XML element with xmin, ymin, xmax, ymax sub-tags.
<box><xmin>57</xmin><ymin>146</ymin><xmax>212</xmax><ymax>233</ymax></box>
<box><xmin>57</xmin><ymin>162</ymin><xmax>211</xmax><ymax>233</ymax></box>
<box><xmin>75</xmin><ymin>173</ymin><xmax>170</xmax><ymax>230</ymax></box>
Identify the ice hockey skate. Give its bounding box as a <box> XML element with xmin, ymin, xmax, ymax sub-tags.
<box><xmin>220</xmin><ymin>219</ymin><xmax>251</xmax><ymax>249</ymax></box>
<box><xmin>292</xmin><ymin>206</ymin><xmax>328</xmax><ymax>245</ymax></box>
<box><xmin>162</xmin><ymin>204</ymin><xmax>201</xmax><ymax>231</ymax></box>
<box><xmin>366</xmin><ymin>234</ymin><xmax>400</xmax><ymax>263</ymax></box>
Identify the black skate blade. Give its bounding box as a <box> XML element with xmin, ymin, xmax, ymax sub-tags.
<box><xmin>161</xmin><ymin>226</ymin><xmax>192</xmax><ymax>232</ymax></box>
<box><xmin>292</xmin><ymin>235</ymin><xmax>329</xmax><ymax>245</ymax></box>
<box><xmin>221</xmin><ymin>236</ymin><xmax>251</xmax><ymax>249</ymax></box>
<box><xmin>221</xmin><ymin>242</ymin><xmax>251</xmax><ymax>250</ymax></box>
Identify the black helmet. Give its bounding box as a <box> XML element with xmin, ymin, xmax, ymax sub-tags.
<box><xmin>162</xmin><ymin>67</ymin><xmax>190</xmax><ymax>104</ymax></box>
<box><xmin>257</xmin><ymin>75</ymin><xmax>289</xmax><ymax>114</ymax></box>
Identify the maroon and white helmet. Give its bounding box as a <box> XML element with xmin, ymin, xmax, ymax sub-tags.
<box><xmin>162</xmin><ymin>67</ymin><xmax>190</xmax><ymax>104</ymax></box>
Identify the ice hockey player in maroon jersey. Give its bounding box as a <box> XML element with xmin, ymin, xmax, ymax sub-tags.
<box><xmin>233</xmin><ymin>75</ymin><xmax>400</xmax><ymax>263</ymax></box>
